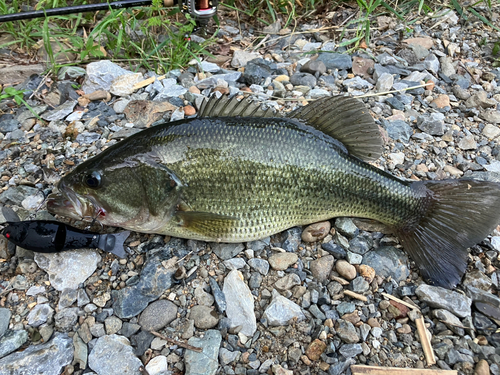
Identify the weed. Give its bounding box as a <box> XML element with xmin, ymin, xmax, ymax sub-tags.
<box><xmin>0</xmin><ymin>0</ymin><xmax>214</xmax><ymax>74</ymax></box>
<box><xmin>0</xmin><ymin>86</ymin><xmax>25</xmax><ymax>105</ymax></box>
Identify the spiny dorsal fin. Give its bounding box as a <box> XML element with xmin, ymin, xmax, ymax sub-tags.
<box><xmin>287</xmin><ymin>96</ymin><xmax>383</xmax><ymax>162</ymax></box>
<box><xmin>198</xmin><ymin>95</ymin><xmax>277</xmax><ymax>118</ymax></box>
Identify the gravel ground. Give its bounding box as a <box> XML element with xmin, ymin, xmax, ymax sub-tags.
<box><xmin>0</xmin><ymin>8</ymin><xmax>499</xmax><ymax>375</ymax></box>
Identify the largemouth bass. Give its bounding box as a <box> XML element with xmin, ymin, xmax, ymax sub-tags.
<box><xmin>47</xmin><ymin>96</ymin><xmax>500</xmax><ymax>288</ymax></box>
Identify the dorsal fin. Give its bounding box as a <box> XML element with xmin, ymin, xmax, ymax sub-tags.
<box><xmin>287</xmin><ymin>96</ymin><xmax>383</xmax><ymax>162</ymax></box>
<box><xmin>198</xmin><ymin>95</ymin><xmax>277</xmax><ymax>118</ymax></box>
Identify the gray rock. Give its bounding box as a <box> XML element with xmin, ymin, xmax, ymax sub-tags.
<box><xmin>339</xmin><ymin>343</ymin><xmax>363</xmax><ymax>358</ymax></box>
<box><xmin>349</xmin><ymin>235</ymin><xmax>373</xmax><ymax>255</ymax></box>
<box><xmin>462</xmin><ymin>270</ymin><xmax>492</xmax><ymax>290</ymax></box>
<box><xmin>231</xmin><ymin>50</ymin><xmax>261</xmax><ymax>68</ymax></box>
<box><xmin>212</xmin><ymin>243</ymin><xmax>245</xmax><ymax>260</ymax></box>
<box><xmin>446</xmin><ymin>348</ymin><xmax>473</xmax><ymax>365</ymax></box>
<box><xmin>209</xmin><ymin>277</ymin><xmax>226</xmax><ymax>314</ymax></box>
<box><xmin>351</xmin><ymin>276</ymin><xmax>370</xmax><ymax>293</ymax></box>
<box><xmin>376</xmin><ymin>73</ymin><xmax>393</xmax><ymax>92</ymax></box>
<box><xmin>249</xmin><ymin>272</ymin><xmax>263</xmax><ymax>289</ymax></box>
<box><xmin>196</xmin><ymin>72</ymin><xmax>241</xmax><ymax>89</ymax></box>
<box><xmin>274</xmin><ymin>273</ymin><xmax>301</xmax><ymax>291</ymax></box>
<box><xmin>58</xmin><ymin>288</ymin><xmax>78</xmax><ymax>310</ymax></box>
<box><xmin>466</xmin><ymin>286</ymin><xmax>500</xmax><ymax>321</ymax></box>
<box><xmin>112</xmin><ymin>256</ymin><xmax>175</xmax><ymax>319</ymax></box>
<box><xmin>41</xmin><ymin>100</ymin><xmax>77</xmax><ymax>121</ymax></box>
<box><xmin>0</xmin><ymin>119</ymin><xmax>19</xmax><ymax>133</ymax></box>
<box><xmin>119</xmin><ymin>322</ymin><xmax>141</xmax><ymax>338</ymax></box>
<box><xmin>343</xmin><ymin>76</ymin><xmax>373</xmax><ymax>90</ymax></box>
<box><xmin>290</xmin><ymin>72</ymin><xmax>317</xmax><ymax>88</ymax></box>
<box><xmin>433</xmin><ymin>309</ymin><xmax>463</xmax><ymax>328</ymax></box>
<box><xmin>104</xmin><ymin>316</ymin><xmax>123</xmax><ymax>335</ymax></box>
<box><xmin>34</xmin><ymin>250</ymin><xmax>101</xmax><ymax>291</ymax></box>
<box><xmin>190</xmin><ymin>305</ymin><xmax>219</xmax><ymax>329</ymax></box>
<box><xmin>219</xmin><ymin>347</ymin><xmax>240</xmax><ymax>365</ymax></box>
<box><xmin>0</xmin><ymin>330</ymin><xmax>28</xmax><ymax>359</ymax></box>
<box><xmin>82</xmin><ymin>60</ymin><xmax>130</xmax><ymax>94</ymax></box>
<box><xmin>110</xmin><ymin>73</ymin><xmax>143</xmax><ymax>97</ymax></box>
<box><xmin>336</xmin><ymin>319</ymin><xmax>359</xmax><ymax>343</ymax></box>
<box><xmin>309</xmin><ymin>88</ymin><xmax>330</xmax><ymax>99</ymax></box>
<box><xmin>0</xmin><ymin>333</ymin><xmax>72</xmax><ymax>374</ymax></box>
<box><xmin>248</xmin><ymin>258</ymin><xmax>270</xmax><ymax>275</ymax></box>
<box><xmin>223</xmin><ymin>269</ymin><xmax>256</xmax><ymax>336</ymax></box>
<box><xmin>458</xmin><ymin>135</ymin><xmax>477</xmax><ymax>150</ymax></box>
<box><xmin>88</xmin><ymin>334</ymin><xmax>142</xmax><ymax>375</ymax></box>
<box><xmin>54</xmin><ymin>307</ymin><xmax>79</xmax><ymax>332</ymax></box>
<box><xmin>263</xmin><ymin>290</ymin><xmax>305</xmax><ymax>326</ymax></box>
<box><xmin>268</xmin><ymin>252</ymin><xmax>298</xmax><ymax>270</ymax></box>
<box><xmin>224</xmin><ymin>257</ymin><xmax>246</xmax><ymax>270</ymax></box>
<box><xmin>362</xmin><ymin>246</ymin><xmax>409</xmax><ymax>282</ymax></box>
<box><xmin>452</xmin><ymin>85</ymin><xmax>471</xmax><ymax>100</ymax></box>
<box><xmin>424</xmin><ymin>54</ymin><xmax>440</xmax><ymax>75</ymax></box>
<box><xmin>481</xmin><ymin>110</ymin><xmax>500</xmax><ymax>124</ymax></box>
<box><xmin>281</xmin><ymin>227</ymin><xmax>302</xmax><ymax>252</ymax></box>
<box><xmin>199</xmin><ymin>61</ymin><xmax>220</xmax><ymax>73</ymax></box>
<box><xmin>154</xmin><ymin>81</ymin><xmax>188</xmax><ymax>101</ymax></box>
<box><xmin>139</xmin><ymin>300</ymin><xmax>177</xmax><ymax>331</ymax></box>
<box><xmin>0</xmin><ymin>185</ymin><xmax>38</xmax><ymax>206</ymax></box>
<box><xmin>440</xmin><ymin>56</ymin><xmax>456</xmax><ymax>77</ymax></box>
<box><xmin>346</xmin><ymin>251</ymin><xmax>362</xmax><ymax>265</ymax></box>
<box><xmin>185</xmin><ymin>330</ymin><xmax>221</xmax><ymax>375</ymax></box>
<box><xmin>329</xmin><ymin>359</ymin><xmax>356</xmax><ymax>375</ymax></box>
<box><xmin>73</xmin><ymin>333</ymin><xmax>88</xmax><ymax>369</ymax></box>
<box><xmin>384</xmin><ymin>120</ymin><xmax>413</xmax><ymax>142</ymax></box>
<box><xmin>300</xmin><ymin>60</ymin><xmax>326</xmax><ymax>75</ymax></box>
<box><xmin>416</xmin><ymin>284</ymin><xmax>471</xmax><ymax>318</ymax></box>
<box><xmin>335</xmin><ymin>218</ymin><xmax>359</xmax><ymax>238</ymax></box>
<box><xmin>337</xmin><ymin>302</ymin><xmax>355</xmax><ymax>316</ymax></box>
<box><xmin>0</xmin><ymin>308</ymin><xmax>11</xmax><ymax>338</ymax></box>
<box><xmin>417</xmin><ymin>113</ymin><xmax>445</xmax><ymax>135</ymax></box>
<box><xmin>317</xmin><ymin>53</ymin><xmax>352</xmax><ymax>70</ymax></box>
<box><xmin>58</xmin><ymin>66</ymin><xmax>86</xmax><ymax>80</ymax></box>
<box><xmin>310</xmin><ymin>255</ymin><xmax>334</xmax><ymax>283</ymax></box>
<box><xmin>242</xmin><ymin>60</ymin><xmax>273</xmax><ymax>85</ymax></box>
<box><xmin>194</xmin><ymin>285</ymin><xmax>215</xmax><ymax>306</ymax></box>
<box><xmin>76</xmin><ymin>132</ymin><xmax>101</xmax><ymax>145</ymax></box>
<box><xmin>27</xmin><ymin>303</ymin><xmax>54</xmax><ymax>327</ymax></box>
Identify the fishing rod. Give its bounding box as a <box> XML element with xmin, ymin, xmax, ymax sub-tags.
<box><xmin>0</xmin><ymin>0</ymin><xmax>218</xmax><ymax>26</ymax></box>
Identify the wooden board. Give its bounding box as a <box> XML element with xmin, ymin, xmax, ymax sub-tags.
<box><xmin>351</xmin><ymin>365</ymin><xmax>457</xmax><ymax>375</ymax></box>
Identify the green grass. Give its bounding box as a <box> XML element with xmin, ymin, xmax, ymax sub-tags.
<box><xmin>0</xmin><ymin>0</ymin><xmax>497</xmax><ymax>75</ymax></box>
<box><xmin>0</xmin><ymin>0</ymin><xmax>214</xmax><ymax>74</ymax></box>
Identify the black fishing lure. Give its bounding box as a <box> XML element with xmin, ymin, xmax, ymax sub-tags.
<box><xmin>2</xmin><ymin>221</ymin><xmax>129</xmax><ymax>258</ymax></box>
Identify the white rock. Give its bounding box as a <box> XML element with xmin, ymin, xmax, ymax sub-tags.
<box><xmin>223</xmin><ymin>269</ymin><xmax>257</xmax><ymax>336</ymax></box>
<box><xmin>82</xmin><ymin>60</ymin><xmax>130</xmax><ymax>94</ymax></box>
<box><xmin>145</xmin><ymin>355</ymin><xmax>168</xmax><ymax>375</ymax></box>
<box><xmin>110</xmin><ymin>73</ymin><xmax>143</xmax><ymax>97</ymax></box>
<box><xmin>263</xmin><ymin>289</ymin><xmax>305</xmax><ymax>326</ymax></box>
<box><xmin>482</xmin><ymin>124</ymin><xmax>500</xmax><ymax>139</ymax></box>
<box><xmin>88</xmin><ymin>335</ymin><xmax>142</xmax><ymax>374</ymax></box>
<box><xmin>491</xmin><ymin>236</ymin><xmax>500</xmax><ymax>251</ymax></box>
<box><xmin>376</xmin><ymin>73</ymin><xmax>393</xmax><ymax>93</ymax></box>
<box><xmin>389</xmin><ymin>152</ymin><xmax>405</xmax><ymax>165</ymax></box>
<box><xmin>34</xmin><ymin>250</ymin><xmax>101</xmax><ymax>291</ymax></box>
<box><xmin>231</xmin><ymin>50</ymin><xmax>260</xmax><ymax>68</ymax></box>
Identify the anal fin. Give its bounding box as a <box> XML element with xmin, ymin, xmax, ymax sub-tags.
<box><xmin>175</xmin><ymin>211</ymin><xmax>240</xmax><ymax>238</ymax></box>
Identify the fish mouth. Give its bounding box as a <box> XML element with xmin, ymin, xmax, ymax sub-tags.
<box><xmin>47</xmin><ymin>180</ymin><xmax>105</xmax><ymax>221</ymax></box>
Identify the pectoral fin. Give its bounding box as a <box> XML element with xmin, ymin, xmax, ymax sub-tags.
<box><xmin>174</xmin><ymin>211</ymin><xmax>240</xmax><ymax>238</ymax></box>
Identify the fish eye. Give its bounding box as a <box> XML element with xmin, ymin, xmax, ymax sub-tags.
<box><xmin>84</xmin><ymin>171</ymin><xmax>102</xmax><ymax>189</ymax></box>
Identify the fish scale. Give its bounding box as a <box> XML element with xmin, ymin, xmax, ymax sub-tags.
<box><xmin>153</xmin><ymin>117</ymin><xmax>421</xmax><ymax>241</ymax></box>
<box><xmin>47</xmin><ymin>95</ymin><xmax>500</xmax><ymax>288</ymax></box>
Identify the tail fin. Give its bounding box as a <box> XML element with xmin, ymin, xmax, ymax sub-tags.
<box><xmin>395</xmin><ymin>180</ymin><xmax>500</xmax><ymax>289</ymax></box>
